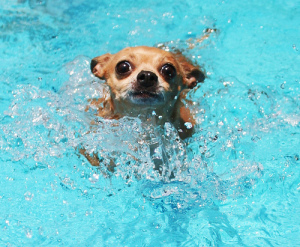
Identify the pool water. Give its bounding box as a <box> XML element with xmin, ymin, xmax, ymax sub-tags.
<box><xmin>0</xmin><ymin>0</ymin><xmax>299</xmax><ymax>246</ymax></box>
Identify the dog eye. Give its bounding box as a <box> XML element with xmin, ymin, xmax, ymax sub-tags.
<box><xmin>116</xmin><ymin>61</ymin><xmax>132</xmax><ymax>74</ymax></box>
<box><xmin>160</xmin><ymin>64</ymin><xmax>176</xmax><ymax>80</ymax></box>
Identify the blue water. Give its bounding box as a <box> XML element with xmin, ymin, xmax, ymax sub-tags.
<box><xmin>0</xmin><ymin>0</ymin><xmax>299</xmax><ymax>246</ymax></box>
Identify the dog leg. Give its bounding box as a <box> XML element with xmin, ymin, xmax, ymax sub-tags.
<box><xmin>79</xmin><ymin>148</ymin><xmax>116</xmax><ymax>176</ymax></box>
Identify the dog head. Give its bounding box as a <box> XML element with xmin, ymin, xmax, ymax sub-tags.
<box><xmin>91</xmin><ymin>46</ymin><xmax>204</xmax><ymax>116</ymax></box>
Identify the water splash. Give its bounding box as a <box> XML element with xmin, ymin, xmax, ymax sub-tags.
<box><xmin>1</xmin><ymin>50</ymin><xmax>299</xmax><ymax>246</ymax></box>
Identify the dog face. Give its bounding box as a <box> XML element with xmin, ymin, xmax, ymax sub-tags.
<box><xmin>91</xmin><ymin>46</ymin><xmax>204</xmax><ymax>116</ymax></box>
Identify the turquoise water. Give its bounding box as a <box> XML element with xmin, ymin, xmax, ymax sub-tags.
<box><xmin>0</xmin><ymin>0</ymin><xmax>299</xmax><ymax>246</ymax></box>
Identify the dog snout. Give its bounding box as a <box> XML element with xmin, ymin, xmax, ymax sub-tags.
<box><xmin>137</xmin><ymin>71</ymin><xmax>158</xmax><ymax>88</ymax></box>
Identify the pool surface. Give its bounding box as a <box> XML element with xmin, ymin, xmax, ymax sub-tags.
<box><xmin>0</xmin><ymin>0</ymin><xmax>299</xmax><ymax>246</ymax></box>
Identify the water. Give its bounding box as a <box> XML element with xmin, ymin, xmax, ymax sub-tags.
<box><xmin>0</xmin><ymin>0</ymin><xmax>299</xmax><ymax>246</ymax></box>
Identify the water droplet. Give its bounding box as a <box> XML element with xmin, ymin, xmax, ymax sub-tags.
<box><xmin>184</xmin><ymin>122</ymin><xmax>193</xmax><ymax>129</ymax></box>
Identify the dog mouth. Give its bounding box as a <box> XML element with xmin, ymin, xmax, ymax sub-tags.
<box><xmin>128</xmin><ymin>91</ymin><xmax>164</xmax><ymax>105</ymax></box>
<box><xmin>132</xmin><ymin>91</ymin><xmax>159</xmax><ymax>98</ymax></box>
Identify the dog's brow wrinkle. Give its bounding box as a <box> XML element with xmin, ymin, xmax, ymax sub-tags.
<box><xmin>159</xmin><ymin>56</ymin><xmax>174</xmax><ymax>66</ymax></box>
<box><xmin>128</xmin><ymin>54</ymin><xmax>136</xmax><ymax>60</ymax></box>
<box><xmin>159</xmin><ymin>56</ymin><xmax>167</xmax><ymax>64</ymax></box>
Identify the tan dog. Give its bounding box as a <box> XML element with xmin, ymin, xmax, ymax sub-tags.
<box><xmin>81</xmin><ymin>46</ymin><xmax>206</xmax><ymax>170</ymax></box>
<box><xmin>89</xmin><ymin>46</ymin><xmax>204</xmax><ymax>136</ymax></box>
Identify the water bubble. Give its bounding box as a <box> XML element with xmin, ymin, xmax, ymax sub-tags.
<box><xmin>24</xmin><ymin>228</ymin><xmax>32</xmax><ymax>238</ymax></box>
<box><xmin>292</xmin><ymin>44</ymin><xmax>298</xmax><ymax>51</ymax></box>
<box><xmin>85</xmin><ymin>211</ymin><xmax>92</xmax><ymax>216</ymax></box>
<box><xmin>89</xmin><ymin>173</ymin><xmax>99</xmax><ymax>183</ymax></box>
<box><xmin>24</xmin><ymin>192</ymin><xmax>34</xmax><ymax>201</ymax></box>
<box><xmin>38</xmin><ymin>226</ymin><xmax>44</xmax><ymax>235</ymax></box>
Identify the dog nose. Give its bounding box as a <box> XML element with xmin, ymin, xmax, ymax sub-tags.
<box><xmin>137</xmin><ymin>71</ymin><xmax>158</xmax><ymax>88</ymax></box>
<box><xmin>90</xmin><ymin>59</ymin><xmax>98</xmax><ymax>72</ymax></box>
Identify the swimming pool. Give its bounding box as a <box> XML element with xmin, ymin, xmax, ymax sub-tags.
<box><xmin>0</xmin><ymin>0</ymin><xmax>299</xmax><ymax>245</ymax></box>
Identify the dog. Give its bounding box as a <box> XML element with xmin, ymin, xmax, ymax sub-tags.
<box><xmin>79</xmin><ymin>25</ymin><xmax>222</xmax><ymax>172</ymax></box>
<box><xmin>79</xmin><ymin>46</ymin><xmax>205</xmax><ymax>171</ymax></box>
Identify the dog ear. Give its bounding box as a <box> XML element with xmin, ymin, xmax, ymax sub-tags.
<box><xmin>90</xmin><ymin>53</ymin><xmax>112</xmax><ymax>79</ymax></box>
<box><xmin>175</xmin><ymin>53</ymin><xmax>205</xmax><ymax>89</ymax></box>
